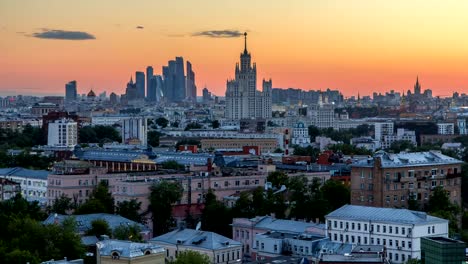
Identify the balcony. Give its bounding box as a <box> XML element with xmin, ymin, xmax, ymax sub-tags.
<box><xmin>446</xmin><ymin>173</ymin><xmax>462</xmax><ymax>179</ymax></box>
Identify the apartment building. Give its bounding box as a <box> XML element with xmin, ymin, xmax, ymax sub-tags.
<box><xmin>350</xmin><ymin>151</ymin><xmax>463</xmax><ymax>208</ymax></box>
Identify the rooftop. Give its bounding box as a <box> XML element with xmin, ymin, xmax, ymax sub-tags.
<box><xmin>150</xmin><ymin>228</ymin><xmax>242</xmax><ymax>250</ymax></box>
<box><xmin>326</xmin><ymin>205</ymin><xmax>448</xmax><ymax>225</ymax></box>
<box><xmin>352</xmin><ymin>150</ymin><xmax>462</xmax><ymax>168</ymax></box>
<box><xmin>97</xmin><ymin>239</ymin><xmax>165</xmax><ymax>258</ymax></box>
<box><xmin>43</xmin><ymin>213</ymin><xmax>151</xmax><ymax>234</ymax></box>
<box><xmin>0</xmin><ymin>167</ymin><xmax>48</xmax><ymax>180</ymax></box>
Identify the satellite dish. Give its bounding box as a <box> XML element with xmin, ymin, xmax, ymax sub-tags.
<box><xmin>196</xmin><ymin>222</ymin><xmax>202</xmax><ymax>231</ymax></box>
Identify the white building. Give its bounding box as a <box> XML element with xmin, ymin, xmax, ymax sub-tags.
<box><xmin>437</xmin><ymin>123</ymin><xmax>455</xmax><ymax>135</ymax></box>
<box><xmin>350</xmin><ymin>137</ymin><xmax>381</xmax><ymax>152</ymax></box>
<box><xmin>381</xmin><ymin>128</ymin><xmax>417</xmax><ymax>149</ymax></box>
<box><xmin>91</xmin><ymin>115</ymin><xmax>124</xmax><ymax>126</ymax></box>
<box><xmin>225</xmin><ymin>33</ymin><xmax>272</xmax><ymax>120</ymax></box>
<box><xmin>47</xmin><ymin>118</ymin><xmax>78</xmax><ymax>147</ymax></box>
<box><xmin>0</xmin><ymin>167</ymin><xmax>48</xmax><ymax>205</ymax></box>
<box><xmin>291</xmin><ymin>122</ymin><xmax>311</xmax><ymax>147</ymax></box>
<box><xmin>374</xmin><ymin>122</ymin><xmax>394</xmax><ymax>141</ymax></box>
<box><xmin>307</xmin><ymin>104</ymin><xmax>335</xmax><ymax>129</ymax></box>
<box><xmin>122</xmin><ymin>117</ymin><xmax>147</xmax><ymax>146</ymax></box>
<box><xmin>326</xmin><ymin>205</ymin><xmax>449</xmax><ymax>264</ymax></box>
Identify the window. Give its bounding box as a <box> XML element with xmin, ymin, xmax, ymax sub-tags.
<box><xmin>364</xmin><ymin>237</ymin><xmax>367</xmax><ymax>244</ymax></box>
<box><xmin>334</xmin><ymin>234</ymin><xmax>337</xmax><ymax>241</ymax></box>
<box><xmin>383</xmin><ymin>226</ymin><xmax>386</xmax><ymax>233</ymax></box>
<box><xmin>383</xmin><ymin>239</ymin><xmax>386</xmax><ymax>246</ymax></box>
<box><xmin>371</xmin><ymin>238</ymin><xmax>374</xmax><ymax>244</ymax></box>
<box><xmin>395</xmin><ymin>227</ymin><xmax>399</xmax><ymax>234</ymax></box>
<box><xmin>368</xmin><ymin>184</ymin><xmax>374</xmax><ymax>191</ymax></box>
<box><xmin>358</xmin><ymin>236</ymin><xmax>361</xmax><ymax>244</ymax></box>
<box><xmin>377</xmin><ymin>238</ymin><xmax>380</xmax><ymax>245</ymax></box>
<box><xmin>357</xmin><ymin>223</ymin><xmax>361</xmax><ymax>230</ymax></box>
<box><xmin>389</xmin><ymin>252</ymin><xmax>392</xmax><ymax>260</ymax></box>
<box><xmin>395</xmin><ymin>253</ymin><xmax>399</xmax><ymax>261</ymax></box>
<box><xmin>360</xmin><ymin>183</ymin><xmax>365</xmax><ymax>190</ymax></box>
<box><xmin>377</xmin><ymin>225</ymin><xmax>380</xmax><ymax>232</ymax></box>
<box><xmin>351</xmin><ymin>236</ymin><xmax>355</xmax><ymax>243</ymax></box>
<box><xmin>340</xmin><ymin>222</ymin><xmax>343</xmax><ymax>229</ymax></box>
<box><xmin>408</xmin><ymin>241</ymin><xmax>412</xmax><ymax>248</ymax></box>
<box><xmin>364</xmin><ymin>224</ymin><xmax>367</xmax><ymax>231</ymax></box>
<box><xmin>431</xmin><ymin>169</ymin><xmax>437</xmax><ymax>176</ymax></box>
<box><xmin>428</xmin><ymin>226</ymin><xmax>431</xmax><ymax>234</ymax></box>
<box><xmin>386</xmin><ymin>196</ymin><xmax>390</xmax><ymax>203</ymax></box>
<box><xmin>402</xmin><ymin>241</ymin><xmax>405</xmax><ymax>248</ymax></box>
<box><xmin>261</xmin><ymin>243</ymin><xmax>264</xmax><ymax>250</ymax></box>
<box><xmin>346</xmin><ymin>222</ymin><xmax>349</xmax><ymax>230</ymax></box>
<box><xmin>408</xmin><ymin>170</ymin><xmax>414</xmax><ymax>178</ymax></box>
<box><xmin>389</xmin><ymin>239</ymin><xmax>393</xmax><ymax>247</ymax></box>
<box><xmin>274</xmin><ymin>244</ymin><xmax>278</xmax><ymax>252</ymax></box>
<box><xmin>394</xmin><ymin>195</ymin><xmax>398</xmax><ymax>202</ymax></box>
<box><xmin>352</xmin><ymin>223</ymin><xmax>355</xmax><ymax>230</ymax></box>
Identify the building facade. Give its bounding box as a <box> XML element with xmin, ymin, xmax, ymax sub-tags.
<box><xmin>350</xmin><ymin>151</ymin><xmax>463</xmax><ymax>208</ymax></box>
<box><xmin>225</xmin><ymin>33</ymin><xmax>272</xmax><ymax>120</ymax></box>
<box><xmin>326</xmin><ymin>205</ymin><xmax>449</xmax><ymax>263</ymax></box>
<box><xmin>65</xmin><ymin>80</ymin><xmax>77</xmax><ymax>103</ymax></box>
<box><xmin>122</xmin><ymin>117</ymin><xmax>147</xmax><ymax>146</ymax></box>
<box><xmin>47</xmin><ymin>118</ymin><xmax>78</xmax><ymax>147</ymax></box>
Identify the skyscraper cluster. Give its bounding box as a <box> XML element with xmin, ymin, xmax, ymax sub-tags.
<box><xmin>119</xmin><ymin>58</ymin><xmax>196</xmax><ymax>104</ymax></box>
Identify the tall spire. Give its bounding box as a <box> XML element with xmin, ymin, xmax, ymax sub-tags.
<box><xmin>243</xmin><ymin>32</ymin><xmax>248</xmax><ymax>54</ymax></box>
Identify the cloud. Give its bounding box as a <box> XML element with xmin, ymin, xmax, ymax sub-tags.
<box><xmin>30</xmin><ymin>29</ymin><xmax>96</xmax><ymax>40</ymax></box>
<box><xmin>192</xmin><ymin>30</ymin><xmax>243</xmax><ymax>38</ymax></box>
<box><xmin>136</xmin><ymin>26</ymin><xmax>144</xmax><ymax>29</ymax></box>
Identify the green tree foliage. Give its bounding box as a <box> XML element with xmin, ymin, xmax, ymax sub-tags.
<box><xmin>184</xmin><ymin>122</ymin><xmax>203</xmax><ymax>131</ymax></box>
<box><xmin>307</xmin><ymin>124</ymin><xmax>372</xmax><ymax>144</ymax></box>
<box><xmin>211</xmin><ymin>120</ymin><xmax>220</xmax><ymax>129</ymax></box>
<box><xmin>320</xmin><ymin>180</ymin><xmax>350</xmax><ymax>210</ymax></box>
<box><xmin>389</xmin><ymin>140</ymin><xmax>415</xmax><ymax>153</ymax></box>
<box><xmin>428</xmin><ymin>186</ymin><xmax>460</xmax><ymax>233</ymax></box>
<box><xmin>175</xmin><ymin>139</ymin><xmax>201</xmax><ymax>148</ymax></box>
<box><xmin>148</xmin><ymin>131</ymin><xmax>162</xmax><ymax>147</ymax></box>
<box><xmin>115</xmin><ymin>199</ymin><xmax>142</xmax><ymax>223</ymax></box>
<box><xmin>0</xmin><ymin>195</ymin><xmax>84</xmax><ymax>263</ymax></box>
<box><xmin>292</xmin><ymin>145</ymin><xmax>319</xmax><ymax>161</ymax></box>
<box><xmin>0</xmin><ymin>151</ymin><xmax>54</xmax><ymax>170</ymax></box>
<box><xmin>0</xmin><ymin>124</ymin><xmax>45</xmax><ymax>150</ymax></box>
<box><xmin>113</xmin><ymin>224</ymin><xmax>142</xmax><ymax>242</ymax></box>
<box><xmin>201</xmin><ymin>189</ymin><xmax>233</xmax><ymax>237</ymax></box>
<box><xmin>156</xmin><ymin>117</ymin><xmax>169</xmax><ymax>128</ymax></box>
<box><xmin>49</xmin><ymin>194</ymin><xmax>73</xmax><ymax>214</ymax></box>
<box><xmin>79</xmin><ymin>125</ymin><xmax>121</xmax><ymax>144</ymax></box>
<box><xmin>75</xmin><ymin>181</ymin><xmax>114</xmax><ymax>214</ymax></box>
<box><xmin>267</xmin><ymin>171</ymin><xmax>289</xmax><ymax>188</ymax></box>
<box><xmin>149</xmin><ymin>181</ymin><xmax>183</xmax><ymax>235</ymax></box>
<box><xmin>160</xmin><ymin>160</ymin><xmax>185</xmax><ymax>170</ymax></box>
<box><xmin>86</xmin><ymin>219</ymin><xmax>111</xmax><ymax>237</ymax></box>
<box><xmin>328</xmin><ymin>144</ymin><xmax>372</xmax><ymax>155</ymax></box>
<box><xmin>172</xmin><ymin>250</ymin><xmax>210</xmax><ymax>264</ymax></box>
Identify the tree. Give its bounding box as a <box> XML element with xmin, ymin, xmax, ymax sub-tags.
<box><xmin>156</xmin><ymin>117</ymin><xmax>169</xmax><ymax>128</ymax></box>
<box><xmin>211</xmin><ymin>120</ymin><xmax>220</xmax><ymax>129</ymax></box>
<box><xmin>232</xmin><ymin>192</ymin><xmax>254</xmax><ymax>218</ymax></box>
<box><xmin>113</xmin><ymin>224</ymin><xmax>142</xmax><ymax>242</ymax></box>
<box><xmin>201</xmin><ymin>189</ymin><xmax>233</xmax><ymax>237</ymax></box>
<box><xmin>160</xmin><ymin>160</ymin><xmax>185</xmax><ymax>170</ymax></box>
<box><xmin>172</xmin><ymin>250</ymin><xmax>210</xmax><ymax>264</ymax></box>
<box><xmin>49</xmin><ymin>194</ymin><xmax>73</xmax><ymax>214</ymax></box>
<box><xmin>79</xmin><ymin>125</ymin><xmax>121</xmax><ymax>144</ymax></box>
<box><xmin>116</xmin><ymin>199</ymin><xmax>142</xmax><ymax>223</ymax></box>
<box><xmin>293</xmin><ymin>145</ymin><xmax>319</xmax><ymax>161</ymax></box>
<box><xmin>185</xmin><ymin>122</ymin><xmax>203</xmax><ymax>131</ymax></box>
<box><xmin>389</xmin><ymin>140</ymin><xmax>415</xmax><ymax>153</ymax></box>
<box><xmin>320</xmin><ymin>180</ymin><xmax>350</xmax><ymax>211</ymax></box>
<box><xmin>267</xmin><ymin>171</ymin><xmax>288</xmax><ymax>188</ymax></box>
<box><xmin>428</xmin><ymin>186</ymin><xmax>460</xmax><ymax>233</ymax></box>
<box><xmin>86</xmin><ymin>219</ymin><xmax>111</xmax><ymax>237</ymax></box>
<box><xmin>75</xmin><ymin>181</ymin><xmax>114</xmax><ymax>214</ymax></box>
<box><xmin>148</xmin><ymin>131</ymin><xmax>162</xmax><ymax>147</ymax></box>
<box><xmin>149</xmin><ymin>181</ymin><xmax>183</xmax><ymax>235</ymax></box>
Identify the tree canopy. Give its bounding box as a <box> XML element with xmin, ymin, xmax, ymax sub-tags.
<box><xmin>172</xmin><ymin>250</ymin><xmax>210</xmax><ymax>264</ymax></box>
<box><xmin>149</xmin><ymin>181</ymin><xmax>183</xmax><ymax>235</ymax></box>
<box><xmin>79</xmin><ymin>125</ymin><xmax>121</xmax><ymax>144</ymax></box>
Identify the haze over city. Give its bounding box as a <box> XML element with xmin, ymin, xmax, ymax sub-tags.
<box><xmin>2</xmin><ymin>0</ymin><xmax>468</xmax><ymax>97</ymax></box>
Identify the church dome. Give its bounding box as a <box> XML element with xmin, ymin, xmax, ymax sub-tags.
<box><xmin>87</xmin><ymin>89</ymin><xmax>96</xmax><ymax>98</ymax></box>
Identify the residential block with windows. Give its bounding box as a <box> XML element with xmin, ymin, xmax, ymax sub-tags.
<box><xmin>326</xmin><ymin>205</ymin><xmax>449</xmax><ymax>263</ymax></box>
<box><xmin>351</xmin><ymin>151</ymin><xmax>463</xmax><ymax>208</ymax></box>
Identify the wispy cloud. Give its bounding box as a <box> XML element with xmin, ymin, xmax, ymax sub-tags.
<box><xmin>29</xmin><ymin>29</ymin><xmax>96</xmax><ymax>40</ymax></box>
<box><xmin>136</xmin><ymin>25</ymin><xmax>144</xmax><ymax>29</ymax></box>
<box><xmin>192</xmin><ymin>30</ymin><xmax>243</xmax><ymax>38</ymax></box>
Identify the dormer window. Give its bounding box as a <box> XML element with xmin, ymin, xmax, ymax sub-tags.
<box><xmin>111</xmin><ymin>252</ymin><xmax>120</xmax><ymax>259</ymax></box>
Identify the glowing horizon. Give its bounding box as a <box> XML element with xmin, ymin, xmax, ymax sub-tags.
<box><xmin>2</xmin><ymin>0</ymin><xmax>468</xmax><ymax>98</ymax></box>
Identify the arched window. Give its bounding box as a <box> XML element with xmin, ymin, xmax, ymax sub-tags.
<box><xmin>111</xmin><ymin>252</ymin><xmax>120</xmax><ymax>259</ymax></box>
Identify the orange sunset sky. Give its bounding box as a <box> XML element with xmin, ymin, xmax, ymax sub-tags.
<box><xmin>1</xmin><ymin>0</ymin><xmax>468</xmax><ymax>97</ymax></box>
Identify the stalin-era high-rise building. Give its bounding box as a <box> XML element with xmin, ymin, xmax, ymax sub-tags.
<box><xmin>225</xmin><ymin>33</ymin><xmax>272</xmax><ymax>120</ymax></box>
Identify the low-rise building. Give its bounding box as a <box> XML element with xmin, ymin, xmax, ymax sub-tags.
<box><xmin>150</xmin><ymin>228</ymin><xmax>242</xmax><ymax>264</ymax></box>
<box><xmin>43</xmin><ymin>213</ymin><xmax>152</xmax><ymax>240</ymax></box>
<box><xmin>0</xmin><ymin>167</ymin><xmax>48</xmax><ymax>205</ymax></box>
<box><xmin>232</xmin><ymin>216</ymin><xmax>326</xmax><ymax>257</ymax></box>
<box><xmin>0</xmin><ymin>178</ymin><xmax>21</xmax><ymax>201</ymax></box>
<box><xmin>326</xmin><ymin>205</ymin><xmax>449</xmax><ymax>263</ymax></box>
<box><xmin>96</xmin><ymin>239</ymin><xmax>165</xmax><ymax>264</ymax></box>
<box><xmin>437</xmin><ymin>123</ymin><xmax>455</xmax><ymax>135</ymax></box>
<box><xmin>201</xmin><ymin>138</ymin><xmax>279</xmax><ymax>152</ymax></box>
<box><xmin>420</xmin><ymin>236</ymin><xmax>465</xmax><ymax>264</ymax></box>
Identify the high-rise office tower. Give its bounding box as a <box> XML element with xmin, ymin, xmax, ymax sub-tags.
<box><xmin>225</xmin><ymin>33</ymin><xmax>272</xmax><ymax>119</ymax></box>
<box><xmin>135</xmin><ymin>71</ymin><xmax>145</xmax><ymax>99</ymax></box>
<box><xmin>65</xmin><ymin>80</ymin><xmax>77</xmax><ymax>102</ymax></box>
<box><xmin>146</xmin><ymin>66</ymin><xmax>153</xmax><ymax>99</ymax></box>
<box><xmin>148</xmin><ymin>75</ymin><xmax>164</xmax><ymax>102</ymax></box>
<box><xmin>186</xmin><ymin>61</ymin><xmax>197</xmax><ymax>101</ymax></box>
<box><xmin>162</xmin><ymin>57</ymin><xmax>187</xmax><ymax>103</ymax></box>
<box><xmin>175</xmin><ymin>57</ymin><xmax>186</xmax><ymax>102</ymax></box>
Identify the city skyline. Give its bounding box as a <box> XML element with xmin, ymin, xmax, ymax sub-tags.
<box><xmin>2</xmin><ymin>0</ymin><xmax>468</xmax><ymax>97</ymax></box>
